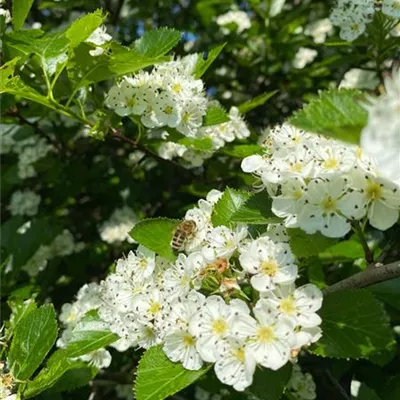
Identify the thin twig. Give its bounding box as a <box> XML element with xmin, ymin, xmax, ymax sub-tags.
<box><xmin>352</xmin><ymin>221</ymin><xmax>374</xmax><ymax>265</ymax></box>
<box><xmin>7</xmin><ymin>108</ymin><xmax>65</xmax><ymax>155</ymax></box>
<box><xmin>110</xmin><ymin>129</ymin><xmax>183</xmax><ymax>168</ymax></box>
<box><xmin>323</xmin><ymin>260</ymin><xmax>400</xmax><ymax>295</ymax></box>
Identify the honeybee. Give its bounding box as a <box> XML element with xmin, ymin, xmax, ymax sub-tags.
<box><xmin>171</xmin><ymin>220</ymin><xmax>197</xmax><ymax>253</ymax></box>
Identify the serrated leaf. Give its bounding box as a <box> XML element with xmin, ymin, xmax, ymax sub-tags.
<box><xmin>48</xmin><ymin>365</ymin><xmax>98</xmax><ymax>393</ymax></box>
<box><xmin>287</xmin><ymin>228</ymin><xmax>337</xmax><ymax>258</ymax></box>
<box><xmin>289</xmin><ymin>89</ymin><xmax>368</xmax><ymax>144</ymax></box>
<box><xmin>24</xmin><ymin>349</ymin><xmax>91</xmax><ymax>398</ymax></box>
<box><xmin>8</xmin><ymin>304</ymin><xmax>58</xmax><ymax>380</ymax></box>
<box><xmin>12</xmin><ymin>0</ymin><xmax>35</xmax><ymax>30</ymax></box>
<box><xmin>8</xmin><ymin>299</ymin><xmax>37</xmax><ymax>336</ymax></box>
<box><xmin>212</xmin><ymin>188</ymin><xmax>252</xmax><ymax>227</ymax></box>
<box><xmin>193</xmin><ymin>43</ymin><xmax>226</xmax><ymax>78</ymax></box>
<box><xmin>130</xmin><ymin>218</ymin><xmax>180</xmax><ymax>261</ymax></box>
<box><xmin>135</xmin><ymin>346</ymin><xmax>211</xmax><ymax>400</ymax></box>
<box><xmin>311</xmin><ymin>290</ymin><xmax>394</xmax><ymax>359</ymax></box>
<box><xmin>221</xmin><ymin>144</ymin><xmax>264</xmax><ymax>158</ymax></box>
<box><xmin>238</xmin><ymin>91</ymin><xmax>278</xmax><ymax>114</ymax></box>
<box><xmin>0</xmin><ymin>58</ymin><xmax>57</xmax><ymax>110</ymax></box>
<box><xmin>230</xmin><ymin>191</ymin><xmax>279</xmax><ymax>225</ymax></box>
<box><xmin>63</xmin><ymin>311</ymin><xmax>119</xmax><ymax>358</ymax></box>
<box><xmin>109</xmin><ymin>48</ymin><xmax>169</xmax><ymax>77</ymax></box>
<box><xmin>247</xmin><ymin>363</ymin><xmax>292</xmax><ymax>400</ymax></box>
<box><xmin>203</xmin><ymin>104</ymin><xmax>230</xmax><ymax>126</ymax></box>
<box><xmin>66</xmin><ymin>9</ymin><xmax>105</xmax><ymax>48</ymax></box>
<box><xmin>134</xmin><ymin>28</ymin><xmax>181</xmax><ymax>58</ymax></box>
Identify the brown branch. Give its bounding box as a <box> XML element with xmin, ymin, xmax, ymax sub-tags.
<box><xmin>323</xmin><ymin>260</ymin><xmax>400</xmax><ymax>295</ymax></box>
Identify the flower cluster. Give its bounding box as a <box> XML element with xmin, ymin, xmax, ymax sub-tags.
<box><xmin>242</xmin><ymin>124</ymin><xmax>400</xmax><ymax>237</ymax></box>
<box><xmin>0</xmin><ymin>363</ymin><xmax>15</xmax><ymax>400</ymax></box>
<box><xmin>339</xmin><ymin>68</ymin><xmax>379</xmax><ymax>90</ymax></box>
<box><xmin>18</xmin><ymin>229</ymin><xmax>85</xmax><ymax>277</ymax></box>
<box><xmin>57</xmin><ymin>283</ymin><xmax>112</xmax><ymax>369</ymax></box>
<box><xmin>293</xmin><ymin>48</ymin><xmax>318</xmax><ymax>69</ymax></box>
<box><xmin>304</xmin><ymin>18</ymin><xmax>334</xmax><ymax>43</ymax></box>
<box><xmin>330</xmin><ymin>0</ymin><xmax>400</xmax><ymax>41</ymax></box>
<box><xmin>361</xmin><ymin>69</ymin><xmax>400</xmax><ymax>183</ymax></box>
<box><xmin>98</xmin><ymin>189</ymin><xmax>322</xmax><ymax>391</ymax></box>
<box><xmin>287</xmin><ymin>364</ymin><xmax>317</xmax><ymax>400</ymax></box>
<box><xmin>105</xmin><ymin>55</ymin><xmax>208</xmax><ymax>137</ymax></box>
<box><xmin>8</xmin><ymin>190</ymin><xmax>41</xmax><ymax>217</ymax></box>
<box><xmin>1</xmin><ymin>125</ymin><xmax>53</xmax><ymax>179</ymax></box>
<box><xmin>158</xmin><ymin>106</ymin><xmax>251</xmax><ymax>168</ymax></box>
<box><xmin>0</xmin><ymin>0</ymin><xmax>11</xmax><ymax>25</ymax></box>
<box><xmin>216</xmin><ymin>10</ymin><xmax>251</xmax><ymax>35</ymax></box>
<box><xmin>99</xmin><ymin>206</ymin><xmax>138</xmax><ymax>244</ymax></box>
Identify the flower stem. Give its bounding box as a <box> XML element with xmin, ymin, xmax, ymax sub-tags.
<box><xmin>352</xmin><ymin>221</ymin><xmax>374</xmax><ymax>265</ymax></box>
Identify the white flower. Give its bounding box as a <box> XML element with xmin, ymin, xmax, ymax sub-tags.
<box><xmin>239</xmin><ymin>237</ymin><xmax>297</xmax><ymax>292</ymax></box>
<box><xmin>105</xmin><ymin>79</ymin><xmax>150</xmax><ymax>117</ymax></box>
<box><xmin>304</xmin><ymin>18</ymin><xmax>333</xmax><ymax>43</ymax></box>
<box><xmin>244</xmin><ymin>299</ymin><xmax>294</xmax><ymax>370</ymax></box>
<box><xmin>262</xmin><ymin>284</ymin><xmax>323</xmax><ymax>328</ymax></box>
<box><xmin>86</xmin><ymin>26</ymin><xmax>112</xmax><ymax>46</ymax></box>
<box><xmin>177</xmin><ymin>100</ymin><xmax>207</xmax><ymax>136</ymax></box>
<box><xmin>0</xmin><ymin>7</ymin><xmax>11</xmax><ymax>24</ymax></box>
<box><xmin>360</xmin><ymin>69</ymin><xmax>400</xmax><ymax>182</ymax></box>
<box><xmin>293</xmin><ymin>48</ymin><xmax>317</xmax><ymax>69</ymax></box>
<box><xmin>216</xmin><ymin>10</ymin><xmax>251</xmax><ymax>34</ymax></box>
<box><xmin>158</xmin><ymin>141</ymin><xmax>187</xmax><ymax>160</ymax></box>
<box><xmin>153</xmin><ymin>92</ymin><xmax>182</xmax><ymax>128</ymax></box>
<box><xmin>343</xmin><ymin>172</ymin><xmax>400</xmax><ymax>230</ymax></box>
<box><xmin>99</xmin><ymin>206</ymin><xmax>138</xmax><ymax>244</ymax></box>
<box><xmin>9</xmin><ymin>190</ymin><xmax>41</xmax><ymax>217</ymax></box>
<box><xmin>382</xmin><ymin>0</ymin><xmax>400</xmax><ymax>18</ymax></box>
<box><xmin>287</xmin><ymin>364</ymin><xmax>317</xmax><ymax>400</ymax></box>
<box><xmin>80</xmin><ymin>348</ymin><xmax>112</xmax><ymax>369</ymax></box>
<box><xmin>189</xmin><ymin>296</ymin><xmax>253</xmax><ymax>363</ymax></box>
<box><xmin>297</xmin><ymin>177</ymin><xmax>352</xmax><ymax>238</ymax></box>
<box><xmin>214</xmin><ymin>339</ymin><xmax>256</xmax><ymax>391</ymax></box>
<box><xmin>339</xmin><ymin>69</ymin><xmax>379</xmax><ymax>90</ymax></box>
<box><xmin>202</xmin><ymin>225</ymin><xmax>247</xmax><ymax>262</ymax></box>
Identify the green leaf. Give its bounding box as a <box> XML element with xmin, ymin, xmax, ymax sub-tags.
<box><xmin>221</xmin><ymin>144</ymin><xmax>264</xmax><ymax>158</ymax></box>
<box><xmin>203</xmin><ymin>104</ymin><xmax>230</xmax><ymax>126</ymax></box>
<box><xmin>63</xmin><ymin>311</ymin><xmax>119</xmax><ymax>358</ymax></box>
<box><xmin>134</xmin><ymin>28</ymin><xmax>181</xmax><ymax>58</ymax></box>
<box><xmin>248</xmin><ymin>363</ymin><xmax>292</xmax><ymax>400</ymax></box>
<box><xmin>356</xmin><ymin>383</ymin><xmax>382</xmax><ymax>400</ymax></box>
<box><xmin>24</xmin><ymin>350</ymin><xmax>91</xmax><ymax>398</ymax></box>
<box><xmin>230</xmin><ymin>191</ymin><xmax>279</xmax><ymax>225</ymax></box>
<box><xmin>8</xmin><ymin>304</ymin><xmax>58</xmax><ymax>380</ymax></box>
<box><xmin>49</xmin><ymin>365</ymin><xmax>98</xmax><ymax>393</ymax></box>
<box><xmin>5</xmin><ymin>30</ymin><xmax>69</xmax><ymax>75</ymax></box>
<box><xmin>380</xmin><ymin>376</ymin><xmax>400</xmax><ymax>400</ymax></box>
<box><xmin>66</xmin><ymin>9</ymin><xmax>105</xmax><ymax>48</ymax></box>
<box><xmin>12</xmin><ymin>0</ymin><xmax>35</xmax><ymax>30</ymax></box>
<box><xmin>238</xmin><ymin>91</ymin><xmax>278</xmax><ymax>114</ymax></box>
<box><xmin>0</xmin><ymin>58</ymin><xmax>63</xmax><ymax>111</ymax></box>
<box><xmin>8</xmin><ymin>299</ymin><xmax>37</xmax><ymax>336</ymax></box>
<box><xmin>319</xmin><ymin>240</ymin><xmax>365</xmax><ymax>261</ymax></box>
<box><xmin>109</xmin><ymin>48</ymin><xmax>169</xmax><ymax>77</ymax></box>
<box><xmin>287</xmin><ymin>229</ymin><xmax>337</xmax><ymax>258</ymax></box>
<box><xmin>368</xmin><ymin>277</ymin><xmax>400</xmax><ymax>311</ymax></box>
<box><xmin>193</xmin><ymin>43</ymin><xmax>226</xmax><ymax>78</ymax></box>
<box><xmin>311</xmin><ymin>290</ymin><xmax>394</xmax><ymax>359</ymax></box>
<box><xmin>130</xmin><ymin>218</ymin><xmax>180</xmax><ymax>261</ymax></box>
<box><xmin>289</xmin><ymin>89</ymin><xmax>368</xmax><ymax>144</ymax></box>
<box><xmin>178</xmin><ymin>137</ymin><xmax>213</xmax><ymax>151</ymax></box>
<box><xmin>211</xmin><ymin>188</ymin><xmax>252</xmax><ymax>227</ymax></box>
<box><xmin>135</xmin><ymin>345</ymin><xmax>212</xmax><ymax>400</ymax></box>
<box><xmin>1</xmin><ymin>217</ymin><xmax>62</xmax><ymax>269</ymax></box>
